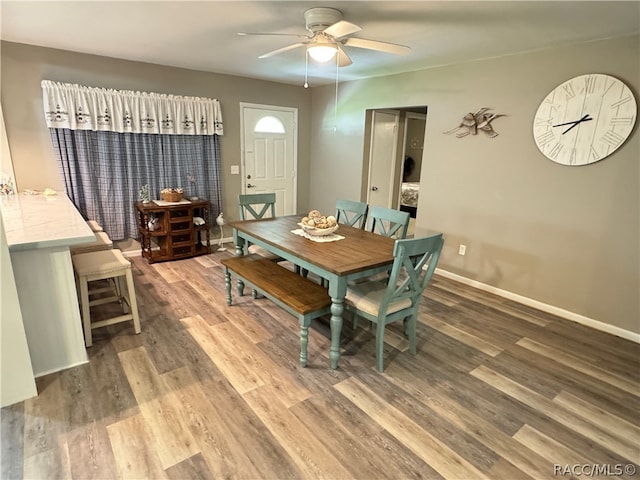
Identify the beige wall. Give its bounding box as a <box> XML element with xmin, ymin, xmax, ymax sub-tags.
<box><xmin>0</xmin><ymin>42</ymin><xmax>313</xmax><ymax>226</ymax></box>
<box><xmin>309</xmin><ymin>35</ymin><xmax>639</xmax><ymax>334</ymax></box>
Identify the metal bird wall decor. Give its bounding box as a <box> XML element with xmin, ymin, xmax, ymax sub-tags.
<box><xmin>444</xmin><ymin>108</ymin><xmax>505</xmax><ymax>138</ymax></box>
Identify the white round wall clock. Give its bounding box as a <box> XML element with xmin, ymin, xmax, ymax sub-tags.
<box><xmin>533</xmin><ymin>74</ymin><xmax>637</xmax><ymax>166</ymax></box>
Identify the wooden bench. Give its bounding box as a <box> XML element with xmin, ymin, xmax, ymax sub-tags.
<box><xmin>221</xmin><ymin>254</ymin><xmax>332</xmax><ymax>367</ymax></box>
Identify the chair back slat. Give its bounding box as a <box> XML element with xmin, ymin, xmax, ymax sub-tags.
<box><xmin>367</xmin><ymin>205</ymin><xmax>410</xmax><ymax>239</ymax></box>
<box><xmin>238</xmin><ymin>193</ymin><xmax>276</xmax><ymax>220</ymax></box>
<box><xmin>335</xmin><ymin>199</ymin><xmax>368</xmax><ymax>229</ymax></box>
<box><xmin>378</xmin><ymin>234</ymin><xmax>444</xmax><ymax>318</ymax></box>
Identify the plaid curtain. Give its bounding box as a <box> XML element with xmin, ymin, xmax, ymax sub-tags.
<box><xmin>50</xmin><ymin>129</ymin><xmax>222</xmax><ymax>241</ymax></box>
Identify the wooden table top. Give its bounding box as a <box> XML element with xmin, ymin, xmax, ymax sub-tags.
<box><xmin>229</xmin><ymin>215</ymin><xmax>396</xmax><ymax>277</ymax></box>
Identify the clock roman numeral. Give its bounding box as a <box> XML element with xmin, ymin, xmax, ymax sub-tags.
<box><xmin>548</xmin><ymin>143</ymin><xmax>563</xmax><ymax>160</ymax></box>
<box><xmin>542</xmin><ymin>99</ymin><xmax>561</xmax><ymax>111</ymax></box>
<box><xmin>536</xmin><ymin>130</ymin><xmax>555</xmax><ymax>147</ymax></box>
<box><xmin>590</xmin><ymin>146</ymin><xmax>600</xmax><ymax>161</ymax></box>
<box><xmin>569</xmin><ymin>148</ymin><xmax>578</xmax><ymax>165</ymax></box>
<box><xmin>562</xmin><ymin>83</ymin><xmax>576</xmax><ymax>100</ymax></box>
<box><xmin>600</xmin><ymin>130</ymin><xmax>624</xmax><ymax>148</ymax></box>
<box><xmin>584</xmin><ymin>75</ymin><xmax>597</xmax><ymax>94</ymax></box>
<box><xmin>535</xmin><ymin>117</ymin><xmax>552</xmax><ymax>127</ymax></box>
<box><xmin>601</xmin><ymin>78</ymin><xmax>616</xmax><ymax>97</ymax></box>
<box><xmin>610</xmin><ymin>116</ymin><xmax>635</xmax><ymax>126</ymax></box>
<box><xmin>610</xmin><ymin>96</ymin><xmax>632</xmax><ymax>109</ymax></box>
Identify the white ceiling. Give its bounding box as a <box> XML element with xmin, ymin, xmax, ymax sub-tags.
<box><xmin>1</xmin><ymin>1</ymin><xmax>639</xmax><ymax>86</ymax></box>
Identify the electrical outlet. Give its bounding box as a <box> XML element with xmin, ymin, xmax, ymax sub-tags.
<box><xmin>458</xmin><ymin>244</ymin><xmax>467</xmax><ymax>256</ymax></box>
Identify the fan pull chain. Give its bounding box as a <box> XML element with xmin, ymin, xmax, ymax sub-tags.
<box><xmin>334</xmin><ymin>51</ymin><xmax>339</xmax><ymax>131</ymax></box>
<box><xmin>304</xmin><ymin>50</ymin><xmax>309</xmax><ymax>88</ymax></box>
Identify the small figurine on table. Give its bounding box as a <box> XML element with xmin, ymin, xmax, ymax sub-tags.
<box><xmin>216</xmin><ymin>213</ymin><xmax>226</xmax><ymax>251</ymax></box>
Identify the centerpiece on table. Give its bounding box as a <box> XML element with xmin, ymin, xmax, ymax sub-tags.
<box><xmin>299</xmin><ymin>210</ymin><xmax>338</xmax><ymax>236</ymax></box>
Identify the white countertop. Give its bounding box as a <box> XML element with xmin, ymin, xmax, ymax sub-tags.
<box><xmin>0</xmin><ymin>193</ymin><xmax>95</xmax><ymax>251</ymax></box>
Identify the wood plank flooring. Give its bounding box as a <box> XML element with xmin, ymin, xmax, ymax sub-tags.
<box><xmin>2</xmin><ymin>248</ymin><xmax>639</xmax><ymax>479</ymax></box>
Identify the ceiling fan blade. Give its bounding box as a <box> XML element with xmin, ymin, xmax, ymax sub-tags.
<box><xmin>343</xmin><ymin>37</ymin><xmax>411</xmax><ymax>56</ymax></box>
<box><xmin>258</xmin><ymin>42</ymin><xmax>306</xmax><ymax>59</ymax></box>
<box><xmin>238</xmin><ymin>32</ymin><xmax>310</xmax><ymax>39</ymax></box>
<box><xmin>323</xmin><ymin>20</ymin><xmax>361</xmax><ymax>39</ymax></box>
<box><xmin>337</xmin><ymin>46</ymin><xmax>353</xmax><ymax>67</ymax></box>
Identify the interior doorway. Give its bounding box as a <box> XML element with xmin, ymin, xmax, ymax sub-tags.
<box><xmin>363</xmin><ymin>106</ymin><xmax>427</xmax><ymax>226</ymax></box>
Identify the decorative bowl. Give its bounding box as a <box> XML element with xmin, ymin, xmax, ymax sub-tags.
<box><xmin>301</xmin><ymin>224</ymin><xmax>339</xmax><ymax>236</ymax></box>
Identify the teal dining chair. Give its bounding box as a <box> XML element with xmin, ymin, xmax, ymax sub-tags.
<box><xmin>345</xmin><ymin>234</ymin><xmax>444</xmax><ymax>372</ymax></box>
<box><xmin>238</xmin><ymin>193</ymin><xmax>280</xmax><ymax>261</ymax></box>
<box><xmin>238</xmin><ymin>193</ymin><xmax>281</xmax><ymax>296</ymax></box>
<box><xmin>366</xmin><ymin>205</ymin><xmax>411</xmax><ymax>239</ymax></box>
<box><xmin>354</xmin><ymin>205</ymin><xmax>411</xmax><ymax>285</ymax></box>
<box><xmin>336</xmin><ymin>199</ymin><xmax>368</xmax><ymax>229</ymax></box>
<box><xmin>238</xmin><ymin>193</ymin><xmax>276</xmax><ymax>221</ymax></box>
<box><xmin>308</xmin><ymin>198</ymin><xmax>369</xmax><ymax>288</ymax></box>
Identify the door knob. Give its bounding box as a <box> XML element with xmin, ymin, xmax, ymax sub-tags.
<box><xmin>371</xmin><ymin>186</ymin><xmax>379</xmax><ymax>191</ymax></box>
<box><xmin>247</xmin><ymin>183</ymin><xmax>256</xmax><ymax>188</ymax></box>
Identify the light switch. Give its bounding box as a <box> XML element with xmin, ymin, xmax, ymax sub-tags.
<box><xmin>230</xmin><ymin>165</ymin><xmax>240</xmax><ymax>175</ymax></box>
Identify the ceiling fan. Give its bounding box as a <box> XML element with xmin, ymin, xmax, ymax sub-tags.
<box><xmin>238</xmin><ymin>7</ymin><xmax>411</xmax><ymax>67</ymax></box>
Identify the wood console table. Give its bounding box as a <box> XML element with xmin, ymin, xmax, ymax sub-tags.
<box><xmin>135</xmin><ymin>200</ymin><xmax>211</xmax><ymax>263</ymax></box>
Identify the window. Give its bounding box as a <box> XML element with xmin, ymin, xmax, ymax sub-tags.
<box><xmin>254</xmin><ymin>115</ymin><xmax>285</xmax><ymax>134</ymax></box>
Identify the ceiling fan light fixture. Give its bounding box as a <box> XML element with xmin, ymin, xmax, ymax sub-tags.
<box><xmin>307</xmin><ymin>44</ymin><xmax>338</xmax><ymax>62</ymax></box>
<box><xmin>244</xmin><ymin>7</ymin><xmax>410</xmax><ymax>69</ymax></box>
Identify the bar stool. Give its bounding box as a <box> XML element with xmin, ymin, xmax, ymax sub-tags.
<box><xmin>71</xmin><ymin>231</ymin><xmax>113</xmax><ymax>255</ymax></box>
<box><xmin>86</xmin><ymin>220</ymin><xmax>103</xmax><ymax>232</ymax></box>
<box><xmin>72</xmin><ymin>231</ymin><xmax>116</xmax><ymax>299</ymax></box>
<box><xmin>72</xmin><ymin>249</ymin><xmax>141</xmax><ymax>347</ymax></box>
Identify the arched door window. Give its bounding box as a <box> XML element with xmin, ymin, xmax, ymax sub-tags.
<box><xmin>254</xmin><ymin>115</ymin><xmax>285</xmax><ymax>134</ymax></box>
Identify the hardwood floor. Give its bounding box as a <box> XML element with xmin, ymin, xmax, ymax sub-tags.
<box><xmin>2</xmin><ymin>247</ymin><xmax>639</xmax><ymax>479</ymax></box>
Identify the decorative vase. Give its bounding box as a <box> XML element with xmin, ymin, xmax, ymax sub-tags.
<box><xmin>139</xmin><ymin>184</ymin><xmax>151</xmax><ymax>204</ymax></box>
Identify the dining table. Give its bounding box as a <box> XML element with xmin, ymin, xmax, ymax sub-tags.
<box><xmin>229</xmin><ymin>214</ymin><xmax>396</xmax><ymax>369</ymax></box>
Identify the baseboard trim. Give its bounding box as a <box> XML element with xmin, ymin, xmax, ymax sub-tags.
<box><xmin>120</xmin><ymin>237</ymin><xmax>234</xmax><ymax>258</ymax></box>
<box><xmin>35</xmin><ymin>359</ymin><xmax>89</xmax><ymax>378</ymax></box>
<box><xmin>213</xmin><ymin>236</ymin><xmax>234</xmax><ymax>249</ymax></box>
<box><xmin>435</xmin><ymin>268</ymin><xmax>640</xmax><ymax>344</ymax></box>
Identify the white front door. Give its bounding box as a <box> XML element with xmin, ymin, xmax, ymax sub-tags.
<box><xmin>367</xmin><ymin>110</ymin><xmax>399</xmax><ymax>208</ymax></box>
<box><xmin>240</xmin><ymin>103</ymin><xmax>297</xmax><ymax>217</ymax></box>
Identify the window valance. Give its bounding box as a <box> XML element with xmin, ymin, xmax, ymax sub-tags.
<box><xmin>41</xmin><ymin>80</ymin><xmax>223</xmax><ymax>135</ymax></box>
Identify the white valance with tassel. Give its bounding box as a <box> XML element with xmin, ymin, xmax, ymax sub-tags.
<box><xmin>41</xmin><ymin>80</ymin><xmax>223</xmax><ymax>135</ymax></box>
